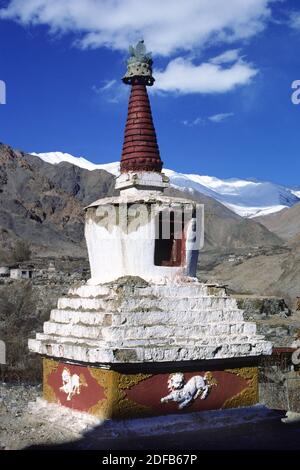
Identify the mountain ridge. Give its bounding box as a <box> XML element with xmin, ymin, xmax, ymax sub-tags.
<box><xmin>0</xmin><ymin>143</ymin><xmax>282</xmax><ymax>263</ymax></box>
<box><xmin>32</xmin><ymin>151</ymin><xmax>300</xmax><ymax>219</ymax></box>
<box><xmin>255</xmin><ymin>201</ymin><xmax>300</xmax><ymax>241</ymax></box>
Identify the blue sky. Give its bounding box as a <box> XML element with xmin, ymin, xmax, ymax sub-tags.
<box><xmin>0</xmin><ymin>0</ymin><xmax>300</xmax><ymax>186</ymax></box>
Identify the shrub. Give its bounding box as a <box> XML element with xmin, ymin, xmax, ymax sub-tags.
<box><xmin>11</xmin><ymin>240</ymin><xmax>31</xmax><ymax>263</ymax></box>
<box><xmin>0</xmin><ymin>281</ymin><xmax>46</xmax><ymax>383</ymax></box>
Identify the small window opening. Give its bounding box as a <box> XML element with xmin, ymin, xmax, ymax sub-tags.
<box><xmin>154</xmin><ymin>210</ymin><xmax>185</xmax><ymax>266</ymax></box>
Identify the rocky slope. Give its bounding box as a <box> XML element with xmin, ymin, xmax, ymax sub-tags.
<box><xmin>255</xmin><ymin>202</ymin><xmax>300</xmax><ymax>240</ymax></box>
<box><xmin>199</xmin><ymin>241</ymin><xmax>300</xmax><ymax>307</ymax></box>
<box><xmin>0</xmin><ymin>143</ymin><xmax>115</xmax><ymax>261</ymax></box>
<box><xmin>26</xmin><ymin>151</ymin><xmax>116</xmax><ymax>206</ymax></box>
<box><xmin>202</xmin><ymin>199</ymin><xmax>300</xmax><ymax>307</ymax></box>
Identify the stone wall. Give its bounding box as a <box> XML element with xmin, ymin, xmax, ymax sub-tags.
<box><xmin>234</xmin><ymin>295</ymin><xmax>300</xmax><ymax>348</ymax></box>
<box><xmin>235</xmin><ymin>296</ymin><xmax>291</xmax><ymax>320</ymax></box>
<box><xmin>259</xmin><ymin>349</ymin><xmax>300</xmax><ymax>413</ymax></box>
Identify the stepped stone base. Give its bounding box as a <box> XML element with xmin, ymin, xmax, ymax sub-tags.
<box><xmin>29</xmin><ymin>278</ymin><xmax>272</xmax><ymax>364</ymax></box>
<box><xmin>30</xmin><ymin>277</ymin><xmax>272</xmax><ymax>418</ymax></box>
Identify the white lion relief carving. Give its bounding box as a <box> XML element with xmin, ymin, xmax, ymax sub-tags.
<box><xmin>161</xmin><ymin>372</ymin><xmax>217</xmax><ymax>409</ymax></box>
<box><xmin>60</xmin><ymin>368</ymin><xmax>87</xmax><ymax>401</ymax></box>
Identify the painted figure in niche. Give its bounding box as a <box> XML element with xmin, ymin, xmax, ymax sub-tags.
<box><xmin>161</xmin><ymin>372</ymin><xmax>217</xmax><ymax>409</ymax></box>
<box><xmin>60</xmin><ymin>368</ymin><xmax>87</xmax><ymax>401</ymax></box>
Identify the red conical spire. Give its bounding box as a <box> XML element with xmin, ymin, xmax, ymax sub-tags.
<box><xmin>120</xmin><ymin>40</ymin><xmax>163</xmax><ymax>173</ymax></box>
<box><xmin>120</xmin><ymin>83</ymin><xmax>163</xmax><ymax>173</ymax></box>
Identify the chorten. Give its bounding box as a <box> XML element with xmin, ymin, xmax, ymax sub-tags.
<box><xmin>29</xmin><ymin>41</ymin><xmax>272</xmax><ymax>419</ymax></box>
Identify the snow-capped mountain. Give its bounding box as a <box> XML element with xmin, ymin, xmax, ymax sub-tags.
<box><xmin>30</xmin><ymin>152</ymin><xmax>119</xmax><ymax>176</ymax></box>
<box><xmin>291</xmin><ymin>189</ymin><xmax>300</xmax><ymax>199</ymax></box>
<box><xmin>32</xmin><ymin>151</ymin><xmax>300</xmax><ymax>218</ymax></box>
<box><xmin>163</xmin><ymin>170</ymin><xmax>299</xmax><ymax>218</ymax></box>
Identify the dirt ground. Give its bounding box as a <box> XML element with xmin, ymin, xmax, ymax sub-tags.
<box><xmin>1</xmin><ymin>383</ymin><xmax>300</xmax><ymax>451</ymax></box>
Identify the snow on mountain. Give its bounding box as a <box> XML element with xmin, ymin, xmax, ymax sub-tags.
<box><xmin>32</xmin><ymin>151</ymin><xmax>300</xmax><ymax>218</ymax></box>
<box><xmin>31</xmin><ymin>152</ymin><xmax>120</xmax><ymax>176</ymax></box>
<box><xmin>291</xmin><ymin>189</ymin><xmax>300</xmax><ymax>199</ymax></box>
<box><xmin>164</xmin><ymin>169</ymin><xmax>299</xmax><ymax>218</ymax></box>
